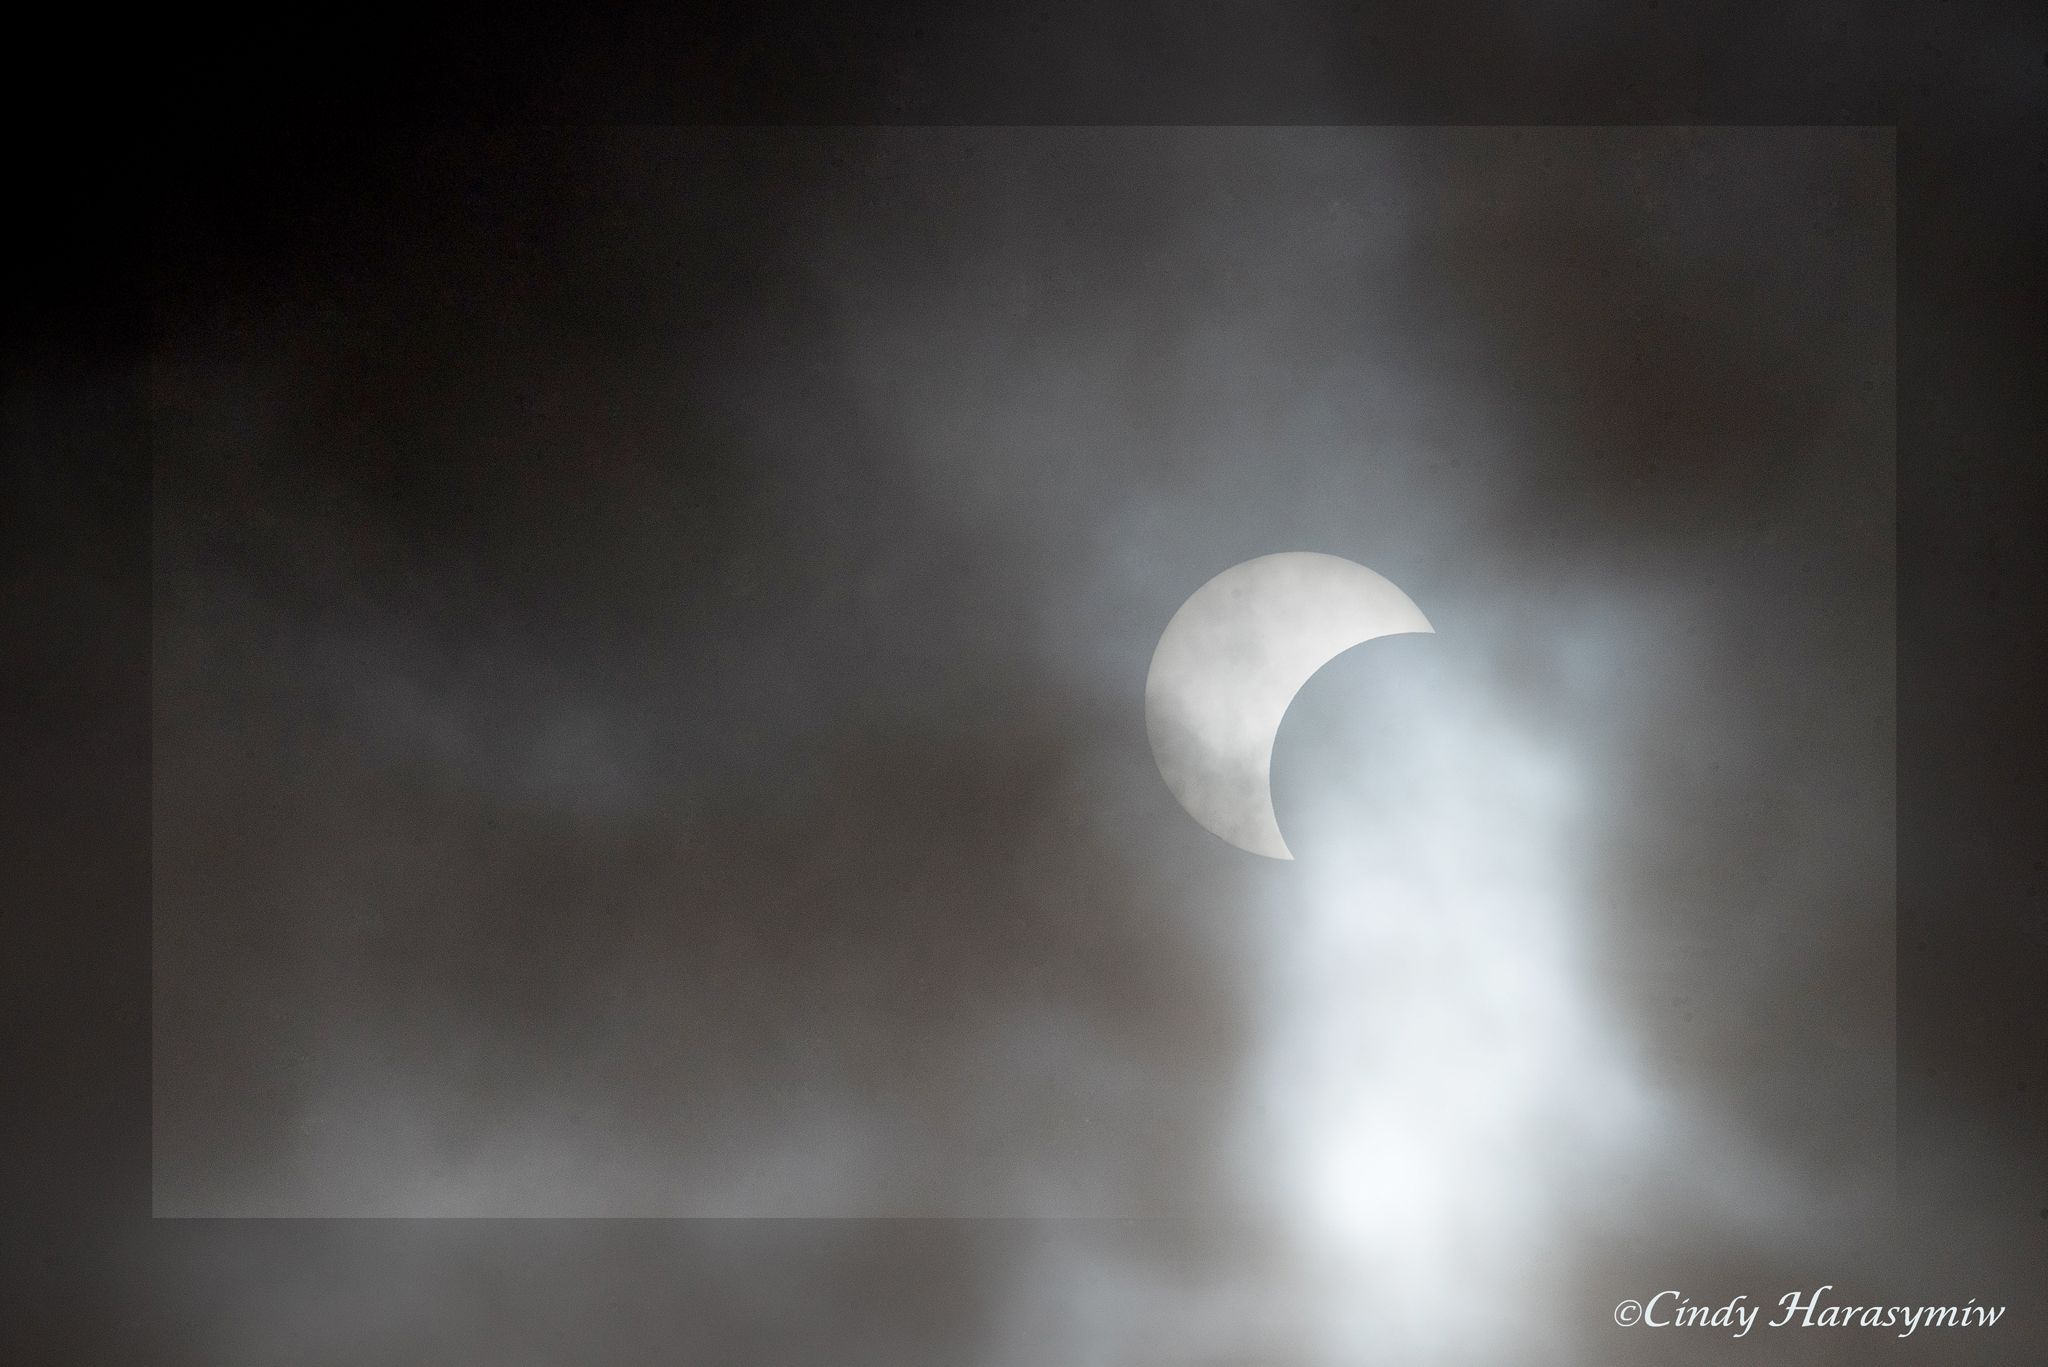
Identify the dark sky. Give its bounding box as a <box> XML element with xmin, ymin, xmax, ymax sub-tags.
<box><xmin>0</xmin><ymin>16</ymin><xmax>2039</xmax><ymax>1367</ymax></box>
<box><xmin>153</xmin><ymin>127</ymin><xmax>1892</xmax><ymax>1215</ymax></box>
<box><xmin>126</xmin><ymin>124</ymin><xmax>2024</xmax><ymax>1362</ymax></box>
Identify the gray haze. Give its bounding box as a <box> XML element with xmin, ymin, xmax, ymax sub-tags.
<box><xmin>143</xmin><ymin>127</ymin><xmax>1991</xmax><ymax>1363</ymax></box>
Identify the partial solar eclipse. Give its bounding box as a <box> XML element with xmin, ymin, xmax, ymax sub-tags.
<box><xmin>1145</xmin><ymin>552</ymin><xmax>1434</xmax><ymax>859</ymax></box>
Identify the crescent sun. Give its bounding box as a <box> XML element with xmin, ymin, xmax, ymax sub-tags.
<box><xmin>1144</xmin><ymin>552</ymin><xmax>1434</xmax><ymax>860</ymax></box>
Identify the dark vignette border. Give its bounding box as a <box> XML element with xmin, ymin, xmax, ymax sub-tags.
<box><xmin>8</xmin><ymin>4</ymin><xmax>2044</xmax><ymax>1360</ymax></box>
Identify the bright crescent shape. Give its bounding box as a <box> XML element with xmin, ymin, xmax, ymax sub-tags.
<box><xmin>1145</xmin><ymin>552</ymin><xmax>1433</xmax><ymax>859</ymax></box>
